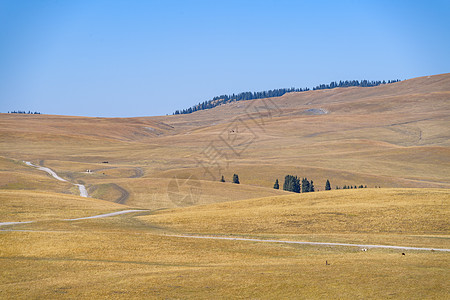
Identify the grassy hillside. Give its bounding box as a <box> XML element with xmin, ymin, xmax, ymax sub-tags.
<box><xmin>1</xmin><ymin>74</ymin><xmax>449</xmax><ymax>209</ymax></box>
<box><xmin>0</xmin><ymin>157</ymin><xmax>74</xmax><ymax>194</ymax></box>
<box><xmin>1</xmin><ymin>189</ymin><xmax>448</xmax><ymax>299</ymax></box>
<box><xmin>143</xmin><ymin>189</ymin><xmax>449</xmax><ymax>234</ymax></box>
<box><xmin>0</xmin><ymin>189</ymin><xmax>129</xmax><ymax>222</ymax></box>
<box><xmin>143</xmin><ymin>188</ymin><xmax>450</xmax><ymax>247</ymax></box>
<box><xmin>0</xmin><ymin>73</ymin><xmax>449</xmax><ymax>298</ymax></box>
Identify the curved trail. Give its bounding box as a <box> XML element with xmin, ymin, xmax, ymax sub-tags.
<box><xmin>74</xmin><ymin>184</ymin><xmax>89</xmax><ymax>197</ymax></box>
<box><xmin>24</xmin><ymin>161</ymin><xmax>88</xmax><ymax>197</ymax></box>
<box><xmin>64</xmin><ymin>210</ymin><xmax>144</xmax><ymax>221</ymax></box>
<box><xmin>0</xmin><ymin>221</ymin><xmax>33</xmax><ymax>226</ymax></box>
<box><xmin>167</xmin><ymin>235</ymin><xmax>450</xmax><ymax>252</ymax></box>
<box><xmin>24</xmin><ymin>161</ymin><xmax>67</xmax><ymax>182</ymax></box>
<box><xmin>0</xmin><ymin>210</ymin><xmax>148</xmax><ymax>226</ymax></box>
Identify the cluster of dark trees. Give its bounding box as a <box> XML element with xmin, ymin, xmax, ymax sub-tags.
<box><xmin>336</xmin><ymin>185</ymin><xmax>368</xmax><ymax>189</ymax></box>
<box><xmin>174</xmin><ymin>79</ymin><xmax>401</xmax><ymax>115</ymax></box>
<box><xmin>173</xmin><ymin>87</ymin><xmax>307</xmax><ymax>115</ymax></box>
<box><xmin>7</xmin><ymin>111</ymin><xmax>41</xmax><ymax>114</ymax></box>
<box><xmin>220</xmin><ymin>174</ymin><xmax>240</xmax><ymax>184</ymax></box>
<box><xmin>312</xmin><ymin>79</ymin><xmax>400</xmax><ymax>90</ymax></box>
<box><xmin>276</xmin><ymin>175</ymin><xmax>318</xmax><ymax>193</ymax></box>
<box><xmin>222</xmin><ymin>174</ymin><xmax>371</xmax><ymax>191</ymax></box>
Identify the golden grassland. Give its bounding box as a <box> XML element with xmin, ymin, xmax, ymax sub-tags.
<box><xmin>142</xmin><ymin>188</ymin><xmax>450</xmax><ymax>246</ymax></box>
<box><xmin>0</xmin><ymin>190</ymin><xmax>128</xmax><ymax>222</ymax></box>
<box><xmin>0</xmin><ymin>73</ymin><xmax>449</xmax><ymax>298</ymax></box>
<box><xmin>0</xmin><ymin>157</ymin><xmax>73</xmax><ymax>194</ymax></box>
<box><xmin>1</xmin><ymin>231</ymin><xmax>448</xmax><ymax>299</ymax></box>
<box><xmin>0</xmin><ymin>189</ymin><xmax>449</xmax><ymax>299</ymax></box>
<box><xmin>0</xmin><ymin>74</ymin><xmax>449</xmax><ymax>203</ymax></box>
<box><xmin>93</xmin><ymin>177</ymin><xmax>289</xmax><ymax>209</ymax></box>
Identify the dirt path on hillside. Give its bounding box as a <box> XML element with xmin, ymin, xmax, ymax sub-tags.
<box><xmin>0</xmin><ymin>210</ymin><xmax>148</xmax><ymax>227</ymax></box>
<box><xmin>24</xmin><ymin>161</ymin><xmax>89</xmax><ymax>197</ymax></box>
<box><xmin>24</xmin><ymin>161</ymin><xmax>67</xmax><ymax>182</ymax></box>
<box><xmin>63</xmin><ymin>210</ymin><xmax>146</xmax><ymax>221</ymax></box>
<box><xmin>167</xmin><ymin>235</ymin><xmax>450</xmax><ymax>252</ymax></box>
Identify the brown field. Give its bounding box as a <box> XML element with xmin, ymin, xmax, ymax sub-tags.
<box><xmin>0</xmin><ymin>73</ymin><xmax>449</xmax><ymax>298</ymax></box>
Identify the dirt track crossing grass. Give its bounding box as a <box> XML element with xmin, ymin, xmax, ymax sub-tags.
<box><xmin>1</xmin><ymin>228</ymin><xmax>449</xmax><ymax>299</ymax></box>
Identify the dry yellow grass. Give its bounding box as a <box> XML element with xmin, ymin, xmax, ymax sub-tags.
<box><xmin>88</xmin><ymin>177</ymin><xmax>288</xmax><ymax>209</ymax></box>
<box><xmin>143</xmin><ymin>188</ymin><xmax>450</xmax><ymax>248</ymax></box>
<box><xmin>1</xmin><ymin>74</ymin><xmax>449</xmax><ymax>203</ymax></box>
<box><xmin>0</xmin><ymin>190</ymin><xmax>128</xmax><ymax>222</ymax></box>
<box><xmin>1</xmin><ymin>189</ymin><xmax>449</xmax><ymax>299</ymax></box>
<box><xmin>0</xmin><ymin>74</ymin><xmax>449</xmax><ymax>298</ymax></box>
<box><xmin>1</xmin><ymin>231</ymin><xmax>448</xmax><ymax>299</ymax></box>
<box><xmin>0</xmin><ymin>157</ymin><xmax>74</xmax><ymax>194</ymax></box>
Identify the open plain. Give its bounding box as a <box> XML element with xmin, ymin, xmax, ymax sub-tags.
<box><xmin>1</xmin><ymin>73</ymin><xmax>449</xmax><ymax>298</ymax></box>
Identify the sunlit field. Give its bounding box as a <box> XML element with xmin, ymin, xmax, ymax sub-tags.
<box><xmin>1</xmin><ymin>74</ymin><xmax>449</xmax><ymax>298</ymax></box>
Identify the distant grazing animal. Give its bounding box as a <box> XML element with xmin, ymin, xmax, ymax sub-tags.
<box><xmin>102</xmin><ymin>161</ymin><xmax>108</xmax><ymax>163</ymax></box>
<box><xmin>402</xmin><ymin>253</ymin><xmax>405</xmax><ymax>256</ymax></box>
<box><xmin>361</xmin><ymin>248</ymin><xmax>367</xmax><ymax>252</ymax></box>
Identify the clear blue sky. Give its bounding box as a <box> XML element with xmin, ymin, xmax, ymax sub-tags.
<box><xmin>1</xmin><ymin>0</ymin><xmax>449</xmax><ymax>117</ymax></box>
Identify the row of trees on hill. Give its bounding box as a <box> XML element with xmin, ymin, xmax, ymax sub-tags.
<box><xmin>221</xmin><ymin>174</ymin><xmax>370</xmax><ymax>192</ymax></box>
<box><xmin>279</xmin><ymin>175</ymin><xmax>316</xmax><ymax>193</ymax></box>
<box><xmin>173</xmin><ymin>79</ymin><xmax>401</xmax><ymax>115</ymax></box>
<box><xmin>274</xmin><ymin>175</ymin><xmax>323</xmax><ymax>193</ymax></box>
<box><xmin>221</xmin><ymin>174</ymin><xmax>375</xmax><ymax>192</ymax></box>
<box><xmin>7</xmin><ymin>111</ymin><xmax>41</xmax><ymax>114</ymax></box>
<box><xmin>173</xmin><ymin>87</ymin><xmax>307</xmax><ymax>115</ymax></box>
<box><xmin>336</xmin><ymin>185</ymin><xmax>367</xmax><ymax>189</ymax></box>
<box><xmin>312</xmin><ymin>79</ymin><xmax>400</xmax><ymax>90</ymax></box>
<box><xmin>275</xmin><ymin>177</ymin><xmax>362</xmax><ymax>192</ymax></box>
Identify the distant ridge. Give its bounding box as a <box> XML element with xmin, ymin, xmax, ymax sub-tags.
<box><xmin>173</xmin><ymin>79</ymin><xmax>401</xmax><ymax>115</ymax></box>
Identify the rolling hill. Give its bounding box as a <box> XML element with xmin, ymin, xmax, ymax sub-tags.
<box><xmin>0</xmin><ymin>73</ymin><xmax>449</xmax><ymax>209</ymax></box>
<box><xmin>0</xmin><ymin>73</ymin><xmax>449</xmax><ymax>299</ymax></box>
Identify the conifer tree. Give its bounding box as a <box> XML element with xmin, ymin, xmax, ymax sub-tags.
<box><xmin>302</xmin><ymin>178</ymin><xmax>310</xmax><ymax>193</ymax></box>
<box><xmin>232</xmin><ymin>174</ymin><xmax>240</xmax><ymax>184</ymax></box>
<box><xmin>325</xmin><ymin>179</ymin><xmax>331</xmax><ymax>190</ymax></box>
<box><xmin>273</xmin><ymin>179</ymin><xmax>279</xmax><ymax>189</ymax></box>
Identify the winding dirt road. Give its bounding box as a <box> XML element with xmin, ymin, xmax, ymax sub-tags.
<box><xmin>24</xmin><ymin>161</ymin><xmax>88</xmax><ymax>197</ymax></box>
<box><xmin>9</xmin><ymin>162</ymin><xmax>450</xmax><ymax>253</ymax></box>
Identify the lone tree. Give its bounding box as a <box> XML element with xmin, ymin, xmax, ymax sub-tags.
<box><xmin>220</xmin><ymin>175</ymin><xmax>225</xmax><ymax>182</ymax></box>
<box><xmin>273</xmin><ymin>179</ymin><xmax>279</xmax><ymax>189</ymax></box>
<box><xmin>232</xmin><ymin>174</ymin><xmax>240</xmax><ymax>184</ymax></box>
<box><xmin>325</xmin><ymin>179</ymin><xmax>331</xmax><ymax>190</ymax></box>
